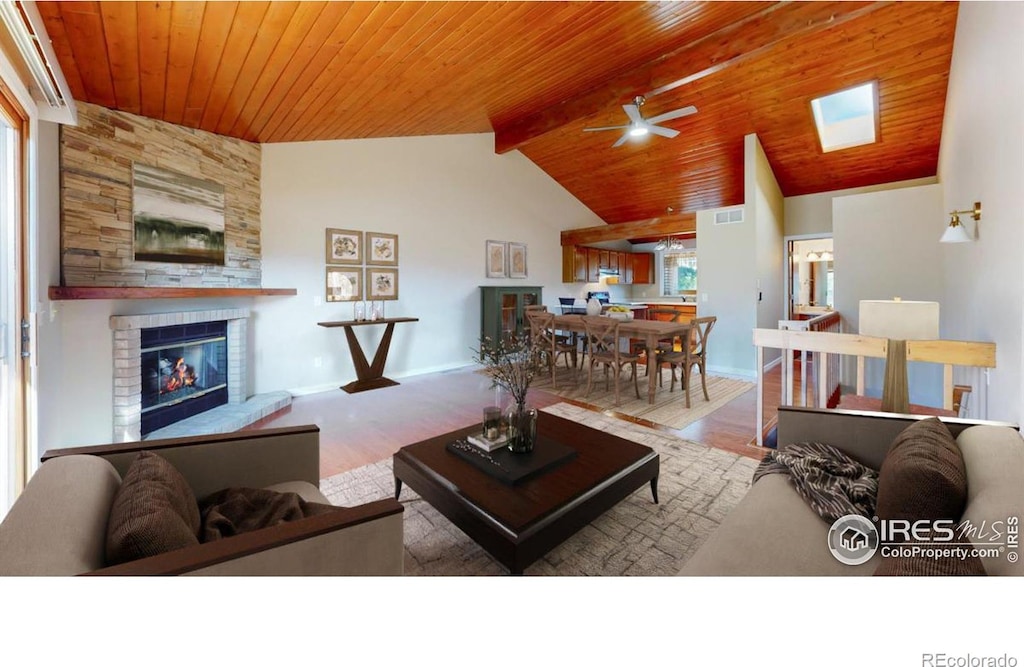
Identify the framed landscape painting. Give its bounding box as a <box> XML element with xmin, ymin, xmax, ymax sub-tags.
<box><xmin>508</xmin><ymin>242</ymin><xmax>527</xmax><ymax>278</ymax></box>
<box><xmin>485</xmin><ymin>240</ymin><xmax>506</xmax><ymax>278</ymax></box>
<box><xmin>132</xmin><ymin>162</ymin><xmax>225</xmax><ymax>265</ymax></box>
<box><xmin>326</xmin><ymin>228</ymin><xmax>362</xmax><ymax>265</ymax></box>
<box><xmin>366</xmin><ymin>231</ymin><xmax>398</xmax><ymax>266</ymax></box>
<box><xmin>326</xmin><ymin>267</ymin><xmax>361</xmax><ymax>302</ymax></box>
<box><xmin>367</xmin><ymin>267</ymin><xmax>399</xmax><ymax>300</ymax></box>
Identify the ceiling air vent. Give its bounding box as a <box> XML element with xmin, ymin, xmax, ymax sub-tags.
<box><xmin>714</xmin><ymin>208</ymin><xmax>743</xmax><ymax>225</ymax></box>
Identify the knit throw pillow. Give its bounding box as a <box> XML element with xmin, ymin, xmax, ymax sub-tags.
<box><xmin>105</xmin><ymin>451</ymin><xmax>201</xmax><ymax>565</ymax></box>
<box><xmin>875</xmin><ymin>418</ymin><xmax>968</xmax><ymax>525</ymax></box>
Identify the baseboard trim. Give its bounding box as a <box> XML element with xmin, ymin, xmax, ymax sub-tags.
<box><xmin>707</xmin><ymin>365</ymin><xmax>757</xmax><ymax>381</ymax></box>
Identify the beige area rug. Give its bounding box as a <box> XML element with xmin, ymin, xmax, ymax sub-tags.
<box><xmin>320</xmin><ymin>402</ymin><xmax>759</xmax><ymax>576</ymax></box>
<box><xmin>537</xmin><ymin>365</ymin><xmax>754</xmax><ymax>431</ymax></box>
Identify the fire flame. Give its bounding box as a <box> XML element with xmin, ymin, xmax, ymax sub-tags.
<box><xmin>162</xmin><ymin>357</ymin><xmax>197</xmax><ymax>394</ymax></box>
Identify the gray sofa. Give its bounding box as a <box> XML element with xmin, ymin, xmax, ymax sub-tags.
<box><xmin>0</xmin><ymin>425</ymin><xmax>404</xmax><ymax>576</ymax></box>
<box><xmin>681</xmin><ymin>407</ymin><xmax>1024</xmax><ymax>576</ymax></box>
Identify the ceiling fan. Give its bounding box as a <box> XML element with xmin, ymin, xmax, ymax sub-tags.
<box><xmin>583</xmin><ymin>95</ymin><xmax>697</xmax><ymax>147</ymax></box>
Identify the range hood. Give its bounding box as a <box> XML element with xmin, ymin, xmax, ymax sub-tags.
<box><xmin>598</xmin><ymin>267</ymin><xmax>620</xmax><ymax>276</ymax></box>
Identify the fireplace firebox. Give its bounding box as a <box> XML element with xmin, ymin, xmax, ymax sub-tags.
<box><xmin>140</xmin><ymin>321</ymin><xmax>228</xmax><ymax>436</ymax></box>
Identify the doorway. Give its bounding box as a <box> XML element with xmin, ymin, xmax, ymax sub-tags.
<box><xmin>785</xmin><ymin>235</ymin><xmax>834</xmax><ymax>320</ymax></box>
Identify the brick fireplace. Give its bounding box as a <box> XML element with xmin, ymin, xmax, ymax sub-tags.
<box><xmin>110</xmin><ymin>308</ymin><xmax>249</xmax><ymax>441</ymax></box>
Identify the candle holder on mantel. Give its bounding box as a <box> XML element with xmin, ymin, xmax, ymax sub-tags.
<box><xmin>353</xmin><ymin>301</ymin><xmax>365</xmax><ymax>321</ymax></box>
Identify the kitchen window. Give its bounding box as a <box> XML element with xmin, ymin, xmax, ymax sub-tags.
<box><xmin>662</xmin><ymin>251</ymin><xmax>697</xmax><ymax>296</ymax></box>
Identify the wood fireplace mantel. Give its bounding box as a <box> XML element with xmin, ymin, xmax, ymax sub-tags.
<box><xmin>48</xmin><ymin>286</ymin><xmax>297</xmax><ymax>300</ymax></box>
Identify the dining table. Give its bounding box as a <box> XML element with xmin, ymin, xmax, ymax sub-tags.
<box><xmin>552</xmin><ymin>314</ymin><xmax>693</xmax><ymax>404</ymax></box>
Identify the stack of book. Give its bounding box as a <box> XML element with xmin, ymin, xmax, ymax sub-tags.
<box><xmin>467</xmin><ymin>432</ymin><xmax>509</xmax><ymax>452</ymax></box>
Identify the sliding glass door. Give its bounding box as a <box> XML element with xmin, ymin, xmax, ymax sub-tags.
<box><xmin>0</xmin><ymin>87</ymin><xmax>26</xmax><ymax>517</ymax></box>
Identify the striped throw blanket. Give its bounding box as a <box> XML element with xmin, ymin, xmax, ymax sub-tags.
<box><xmin>754</xmin><ymin>442</ymin><xmax>879</xmax><ymax>522</ymax></box>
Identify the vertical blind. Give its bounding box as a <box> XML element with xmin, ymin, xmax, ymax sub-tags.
<box><xmin>662</xmin><ymin>251</ymin><xmax>697</xmax><ymax>296</ymax></box>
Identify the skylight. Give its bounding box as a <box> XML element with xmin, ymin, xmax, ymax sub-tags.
<box><xmin>811</xmin><ymin>81</ymin><xmax>877</xmax><ymax>153</ymax></box>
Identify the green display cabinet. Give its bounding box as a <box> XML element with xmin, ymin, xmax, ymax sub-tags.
<box><xmin>479</xmin><ymin>285</ymin><xmax>543</xmax><ymax>349</ymax></box>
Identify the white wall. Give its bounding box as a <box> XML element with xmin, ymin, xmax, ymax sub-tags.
<box><xmin>748</xmin><ymin>135</ymin><xmax>784</xmax><ymax>364</ymax></box>
<box><xmin>697</xmin><ymin>134</ymin><xmax>785</xmax><ymax>379</ymax></box>
<box><xmin>832</xmin><ymin>184</ymin><xmax>945</xmax><ymax>406</ymax></box>
<box><xmin>697</xmin><ymin>204</ymin><xmax>756</xmax><ymax>377</ymax></box>
<box><xmin>255</xmin><ymin>133</ymin><xmax>601</xmax><ymax>394</ymax></box>
<box><xmin>785</xmin><ymin>176</ymin><xmax>937</xmax><ymax>237</ymax></box>
<box><xmin>938</xmin><ymin>0</ymin><xmax>1024</xmax><ymax>424</ymax></box>
<box><xmin>33</xmin><ymin>122</ymin><xmax>60</xmax><ymax>452</ymax></box>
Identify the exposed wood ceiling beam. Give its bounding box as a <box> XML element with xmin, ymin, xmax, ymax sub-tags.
<box><xmin>561</xmin><ymin>214</ymin><xmax>697</xmax><ymax>247</ymax></box>
<box><xmin>495</xmin><ymin>1</ymin><xmax>886</xmax><ymax>155</ymax></box>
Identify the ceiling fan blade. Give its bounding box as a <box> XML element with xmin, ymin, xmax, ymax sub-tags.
<box><xmin>646</xmin><ymin>105</ymin><xmax>697</xmax><ymax>125</ymax></box>
<box><xmin>623</xmin><ymin>103</ymin><xmax>643</xmax><ymax>123</ymax></box>
<box><xmin>612</xmin><ymin>132</ymin><xmax>630</xmax><ymax>148</ymax></box>
<box><xmin>583</xmin><ymin>124</ymin><xmax>630</xmax><ymax>132</ymax></box>
<box><xmin>647</xmin><ymin>124</ymin><xmax>679</xmax><ymax>139</ymax></box>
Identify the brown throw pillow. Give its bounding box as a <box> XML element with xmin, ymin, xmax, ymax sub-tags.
<box><xmin>105</xmin><ymin>451</ymin><xmax>201</xmax><ymax>565</ymax></box>
<box><xmin>875</xmin><ymin>418</ymin><xmax>968</xmax><ymax>524</ymax></box>
<box><xmin>874</xmin><ymin>537</ymin><xmax>987</xmax><ymax>576</ymax></box>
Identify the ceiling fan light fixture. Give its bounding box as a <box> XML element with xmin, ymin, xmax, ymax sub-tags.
<box><xmin>629</xmin><ymin>125</ymin><xmax>649</xmax><ymax>137</ymax></box>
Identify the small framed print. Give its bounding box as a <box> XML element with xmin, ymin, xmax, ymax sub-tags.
<box><xmin>366</xmin><ymin>267</ymin><xmax>399</xmax><ymax>300</ymax></box>
<box><xmin>508</xmin><ymin>242</ymin><xmax>527</xmax><ymax>278</ymax></box>
<box><xmin>326</xmin><ymin>267</ymin><xmax>361</xmax><ymax>302</ymax></box>
<box><xmin>366</xmin><ymin>231</ymin><xmax>398</xmax><ymax>266</ymax></box>
<box><xmin>485</xmin><ymin>240</ymin><xmax>507</xmax><ymax>278</ymax></box>
<box><xmin>326</xmin><ymin>228</ymin><xmax>362</xmax><ymax>265</ymax></box>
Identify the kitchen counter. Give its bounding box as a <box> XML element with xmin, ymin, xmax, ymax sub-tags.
<box><xmin>623</xmin><ymin>299</ymin><xmax>697</xmax><ymax>305</ymax></box>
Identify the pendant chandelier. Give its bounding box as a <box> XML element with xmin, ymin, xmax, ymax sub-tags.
<box><xmin>654</xmin><ymin>237</ymin><xmax>686</xmax><ymax>251</ymax></box>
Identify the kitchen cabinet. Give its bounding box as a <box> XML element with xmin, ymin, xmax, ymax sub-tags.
<box><xmin>586</xmin><ymin>248</ymin><xmax>600</xmax><ymax>282</ymax></box>
<box><xmin>561</xmin><ymin>246</ymin><xmax>589</xmax><ymax>283</ymax></box>
<box><xmin>560</xmin><ymin>246</ymin><xmax>654</xmax><ymax>284</ymax></box>
<box><xmin>631</xmin><ymin>253</ymin><xmax>654</xmax><ymax>284</ymax></box>
<box><xmin>480</xmin><ymin>286</ymin><xmax>542</xmax><ymax>349</ymax></box>
<box><xmin>645</xmin><ymin>303</ymin><xmax>697</xmax><ymax>322</ymax></box>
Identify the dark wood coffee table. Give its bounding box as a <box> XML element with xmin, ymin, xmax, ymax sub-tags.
<box><xmin>392</xmin><ymin>411</ymin><xmax>659</xmax><ymax>574</ymax></box>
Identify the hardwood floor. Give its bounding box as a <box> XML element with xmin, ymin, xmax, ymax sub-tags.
<box><xmin>248</xmin><ymin>361</ymin><xmax>810</xmax><ymax>479</ymax></box>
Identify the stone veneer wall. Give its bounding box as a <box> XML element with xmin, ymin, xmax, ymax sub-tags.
<box><xmin>60</xmin><ymin>102</ymin><xmax>262</xmax><ymax>287</ymax></box>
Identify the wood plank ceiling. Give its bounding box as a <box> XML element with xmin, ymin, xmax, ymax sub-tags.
<box><xmin>37</xmin><ymin>1</ymin><xmax>959</xmax><ymax>227</ymax></box>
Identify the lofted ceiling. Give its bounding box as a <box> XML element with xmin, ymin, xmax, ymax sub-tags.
<box><xmin>37</xmin><ymin>0</ymin><xmax>959</xmax><ymax>227</ymax></box>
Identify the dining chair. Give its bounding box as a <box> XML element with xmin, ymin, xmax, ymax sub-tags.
<box><xmin>526</xmin><ymin>310</ymin><xmax>577</xmax><ymax>389</ymax></box>
<box><xmin>580</xmin><ymin>315</ymin><xmax>641</xmax><ymax>407</ymax></box>
<box><xmin>658</xmin><ymin>316</ymin><xmax>716</xmax><ymax>408</ymax></box>
<box><xmin>637</xmin><ymin>308</ymin><xmax>687</xmax><ymax>384</ymax></box>
<box><xmin>557</xmin><ymin>297</ymin><xmax>580</xmax><ymax>315</ymax></box>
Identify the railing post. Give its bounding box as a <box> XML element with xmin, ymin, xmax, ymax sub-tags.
<box><xmin>943</xmin><ymin>364</ymin><xmax>954</xmax><ymax>411</ymax></box>
<box><xmin>756</xmin><ymin>345</ymin><xmax>764</xmax><ymax>447</ymax></box>
<box><xmin>800</xmin><ymin>350</ymin><xmax>808</xmax><ymax>406</ymax></box>
<box><xmin>818</xmin><ymin>352</ymin><xmax>829</xmax><ymax>408</ymax></box>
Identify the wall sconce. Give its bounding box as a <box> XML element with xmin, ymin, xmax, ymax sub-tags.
<box><xmin>940</xmin><ymin>201</ymin><xmax>981</xmax><ymax>243</ymax></box>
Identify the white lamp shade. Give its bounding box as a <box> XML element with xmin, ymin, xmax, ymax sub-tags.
<box><xmin>940</xmin><ymin>222</ymin><xmax>972</xmax><ymax>243</ymax></box>
<box><xmin>859</xmin><ymin>300</ymin><xmax>939</xmax><ymax>340</ymax></box>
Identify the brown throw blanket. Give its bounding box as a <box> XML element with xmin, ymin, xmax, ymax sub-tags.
<box><xmin>199</xmin><ymin>487</ymin><xmax>339</xmax><ymax>542</ymax></box>
<box><xmin>753</xmin><ymin>442</ymin><xmax>879</xmax><ymax>523</ymax></box>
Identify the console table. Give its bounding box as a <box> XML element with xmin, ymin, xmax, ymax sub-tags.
<box><xmin>317</xmin><ymin>317</ymin><xmax>419</xmax><ymax>393</ymax></box>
